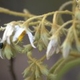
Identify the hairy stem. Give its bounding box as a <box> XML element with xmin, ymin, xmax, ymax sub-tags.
<box><xmin>9</xmin><ymin>58</ymin><xmax>17</xmax><ymax>80</ymax></box>
<box><xmin>53</xmin><ymin>57</ymin><xmax>75</xmax><ymax>74</ymax></box>
<box><xmin>59</xmin><ymin>1</ymin><xmax>73</xmax><ymax>10</ymax></box>
<box><xmin>56</xmin><ymin>58</ymin><xmax>80</xmax><ymax>80</ymax></box>
<box><xmin>49</xmin><ymin>58</ymin><xmax>64</xmax><ymax>73</ymax></box>
<box><xmin>0</xmin><ymin>7</ymin><xmax>32</xmax><ymax>18</ymax></box>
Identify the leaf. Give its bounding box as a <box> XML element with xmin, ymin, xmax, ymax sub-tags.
<box><xmin>13</xmin><ymin>44</ymin><xmax>22</xmax><ymax>52</ymax></box>
<box><xmin>34</xmin><ymin>26</ymin><xmax>41</xmax><ymax>41</ymax></box>
<box><xmin>35</xmin><ymin>66</ymin><xmax>41</xmax><ymax>79</ymax></box>
<box><xmin>24</xmin><ymin>77</ymin><xmax>31</xmax><ymax>80</ymax></box>
<box><xmin>3</xmin><ymin>44</ymin><xmax>13</xmax><ymax>59</ymax></box>
<box><xmin>39</xmin><ymin>65</ymin><xmax>49</xmax><ymax>76</ymax></box>
<box><xmin>22</xmin><ymin>44</ymin><xmax>33</xmax><ymax>53</ymax></box>
<box><xmin>37</xmin><ymin>40</ymin><xmax>46</xmax><ymax>51</ymax></box>
<box><xmin>48</xmin><ymin>74</ymin><xmax>56</xmax><ymax>80</ymax></box>
<box><xmin>41</xmin><ymin>26</ymin><xmax>49</xmax><ymax>47</ymax></box>
<box><xmin>23</xmin><ymin>66</ymin><xmax>31</xmax><ymax>78</ymax></box>
<box><xmin>24</xmin><ymin>72</ymin><xmax>35</xmax><ymax>80</ymax></box>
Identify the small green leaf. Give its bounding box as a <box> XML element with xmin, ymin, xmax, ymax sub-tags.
<box><xmin>23</xmin><ymin>67</ymin><xmax>31</xmax><ymax>78</ymax></box>
<box><xmin>37</xmin><ymin>40</ymin><xmax>46</xmax><ymax>51</ymax></box>
<box><xmin>24</xmin><ymin>77</ymin><xmax>30</xmax><ymax>80</ymax></box>
<box><xmin>48</xmin><ymin>74</ymin><xmax>57</xmax><ymax>80</ymax></box>
<box><xmin>22</xmin><ymin>44</ymin><xmax>33</xmax><ymax>53</ymax></box>
<box><xmin>39</xmin><ymin>65</ymin><xmax>49</xmax><ymax>76</ymax></box>
<box><xmin>35</xmin><ymin>66</ymin><xmax>41</xmax><ymax>79</ymax></box>
<box><xmin>13</xmin><ymin>44</ymin><xmax>22</xmax><ymax>52</ymax></box>
<box><xmin>24</xmin><ymin>73</ymin><xmax>35</xmax><ymax>80</ymax></box>
<box><xmin>3</xmin><ymin>44</ymin><xmax>13</xmax><ymax>59</ymax></box>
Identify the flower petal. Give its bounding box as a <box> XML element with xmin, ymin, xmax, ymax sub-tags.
<box><xmin>46</xmin><ymin>39</ymin><xmax>57</xmax><ymax>60</ymax></box>
<box><xmin>27</xmin><ymin>30</ymin><xmax>36</xmax><ymax>48</ymax></box>
<box><xmin>62</xmin><ymin>41</ymin><xmax>71</xmax><ymax>58</ymax></box>
<box><xmin>2</xmin><ymin>24</ymin><xmax>14</xmax><ymax>44</ymax></box>
<box><xmin>13</xmin><ymin>25</ymin><xmax>25</xmax><ymax>42</ymax></box>
<box><xmin>46</xmin><ymin>40</ymin><xmax>54</xmax><ymax>60</ymax></box>
<box><xmin>0</xmin><ymin>49</ymin><xmax>3</xmax><ymax>59</ymax></box>
<box><xmin>6</xmin><ymin>36</ymin><xmax>11</xmax><ymax>44</ymax></box>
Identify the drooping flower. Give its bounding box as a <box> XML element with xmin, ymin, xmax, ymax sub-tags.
<box><xmin>12</xmin><ymin>24</ymin><xmax>36</xmax><ymax>48</ymax></box>
<box><xmin>0</xmin><ymin>21</ymin><xmax>36</xmax><ymax>59</ymax></box>
<box><xmin>46</xmin><ymin>35</ymin><xmax>60</xmax><ymax>60</ymax></box>
<box><xmin>61</xmin><ymin>40</ymin><xmax>71</xmax><ymax>58</ymax></box>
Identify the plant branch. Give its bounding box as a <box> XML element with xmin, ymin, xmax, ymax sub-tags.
<box><xmin>0</xmin><ymin>7</ymin><xmax>33</xmax><ymax>18</ymax></box>
<box><xmin>56</xmin><ymin>58</ymin><xmax>80</xmax><ymax>80</ymax></box>
<box><xmin>59</xmin><ymin>1</ymin><xmax>73</xmax><ymax>11</ymax></box>
<box><xmin>9</xmin><ymin>58</ymin><xmax>17</xmax><ymax>80</ymax></box>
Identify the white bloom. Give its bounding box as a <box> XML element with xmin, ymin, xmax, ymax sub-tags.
<box><xmin>1</xmin><ymin>22</ymin><xmax>36</xmax><ymax>48</ymax></box>
<box><xmin>46</xmin><ymin>35</ymin><xmax>59</xmax><ymax>60</ymax></box>
<box><xmin>0</xmin><ymin>22</ymin><xmax>36</xmax><ymax>59</ymax></box>
<box><xmin>62</xmin><ymin>40</ymin><xmax>71</xmax><ymax>58</ymax></box>
<box><xmin>27</xmin><ymin>30</ymin><xmax>36</xmax><ymax>48</ymax></box>
<box><xmin>1</xmin><ymin>23</ymin><xmax>15</xmax><ymax>44</ymax></box>
<box><xmin>12</xmin><ymin>25</ymin><xmax>25</xmax><ymax>42</ymax></box>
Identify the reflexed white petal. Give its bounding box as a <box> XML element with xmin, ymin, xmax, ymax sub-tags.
<box><xmin>0</xmin><ymin>49</ymin><xmax>3</xmax><ymax>59</ymax></box>
<box><xmin>7</xmin><ymin>36</ymin><xmax>11</xmax><ymax>44</ymax></box>
<box><xmin>46</xmin><ymin>39</ymin><xmax>58</xmax><ymax>60</ymax></box>
<box><xmin>27</xmin><ymin>30</ymin><xmax>36</xmax><ymax>48</ymax></box>
<box><xmin>6</xmin><ymin>24</ymin><xmax>14</xmax><ymax>36</ymax></box>
<box><xmin>2</xmin><ymin>24</ymin><xmax>14</xmax><ymax>43</ymax></box>
<box><xmin>1</xmin><ymin>24</ymin><xmax>11</xmax><ymax>42</ymax></box>
<box><xmin>62</xmin><ymin>42</ymin><xmax>71</xmax><ymax>58</ymax></box>
<box><xmin>46</xmin><ymin>40</ymin><xmax>54</xmax><ymax>60</ymax></box>
<box><xmin>13</xmin><ymin>25</ymin><xmax>25</xmax><ymax>42</ymax></box>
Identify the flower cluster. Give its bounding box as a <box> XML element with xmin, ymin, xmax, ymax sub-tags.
<box><xmin>1</xmin><ymin>0</ymin><xmax>80</xmax><ymax>80</ymax></box>
<box><xmin>0</xmin><ymin>0</ymin><xmax>80</xmax><ymax>61</ymax></box>
<box><xmin>0</xmin><ymin>21</ymin><xmax>36</xmax><ymax>59</ymax></box>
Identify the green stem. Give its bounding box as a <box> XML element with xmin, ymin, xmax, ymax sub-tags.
<box><xmin>39</xmin><ymin>55</ymin><xmax>46</xmax><ymax>61</ymax></box>
<box><xmin>49</xmin><ymin>58</ymin><xmax>63</xmax><ymax>73</ymax></box>
<box><xmin>22</xmin><ymin>10</ymin><xmax>73</xmax><ymax>26</ymax></box>
<box><xmin>53</xmin><ymin>57</ymin><xmax>75</xmax><ymax>74</ymax></box>
<box><xmin>58</xmin><ymin>1</ymin><xmax>73</xmax><ymax>25</ymax></box>
<box><xmin>59</xmin><ymin>1</ymin><xmax>73</xmax><ymax>10</ymax></box>
<box><xmin>56</xmin><ymin>58</ymin><xmax>80</xmax><ymax>80</ymax></box>
<box><xmin>9</xmin><ymin>58</ymin><xmax>17</xmax><ymax>80</ymax></box>
<box><xmin>0</xmin><ymin>7</ymin><xmax>32</xmax><ymax>18</ymax></box>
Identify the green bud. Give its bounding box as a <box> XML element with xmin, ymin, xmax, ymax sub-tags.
<box><xmin>27</xmin><ymin>51</ymin><xmax>32</xmax><ymax>57</ymax></box>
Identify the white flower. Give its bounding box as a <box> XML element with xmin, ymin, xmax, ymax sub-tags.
<box><xmin>62</xmin><ymin>40</ymin><xmax>71</xmax><ymax>58</ymax></box>
<box><xmin>0</xmin><ymin>21</ymin><xmax>36</xmax><ymax>59</ymax></box>
<box><xmin>1</xmin><ymin>22</ymin><xmax>36</xmax><ymax>48</ymax></box>
<box><xmin>27</xmin><ymin>30</ymin><xmax>36</xmax><ymax>48</ymax></box>
<box><xmin>1</xmin><ymin>23</ymin><xmax>15</xmax><ymax>44</ymax></box>
<box><xmin>46</xmin><ymin>35</ymin><xmax>59</xmax><ymax>60</ymax></box>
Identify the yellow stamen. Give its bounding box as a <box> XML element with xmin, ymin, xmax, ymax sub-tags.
<box><xmin>18</xmin><ymin>31</ymin><xmax>26</xmax><ymax>41</ymax></box>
